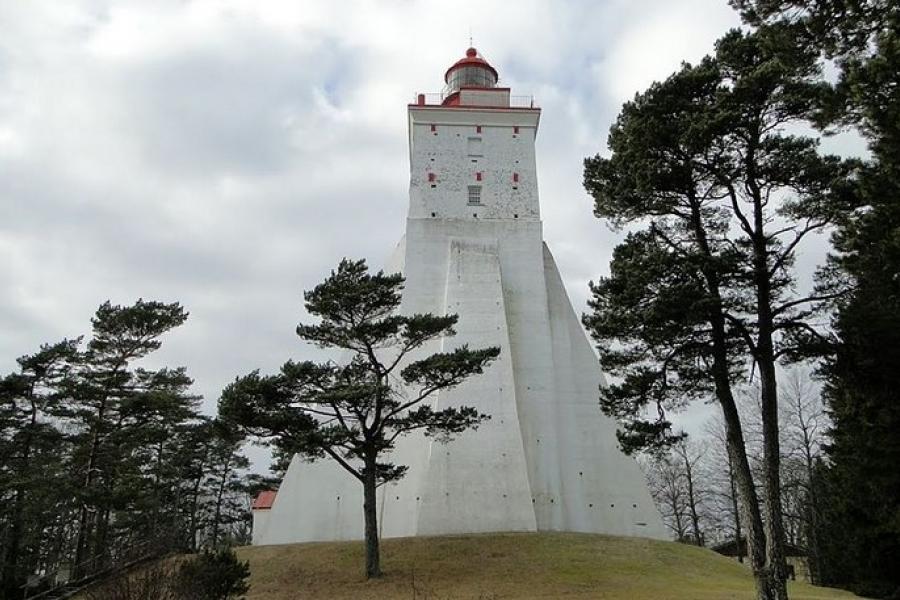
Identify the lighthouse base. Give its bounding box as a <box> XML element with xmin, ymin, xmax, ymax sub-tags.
<box><xmin>252</xmin><ymin>219</ymin><xmax>667</xmax><ymax>545</ymax></box>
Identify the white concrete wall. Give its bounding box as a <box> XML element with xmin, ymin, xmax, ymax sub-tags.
<box><xmin>459</xmin><ymin>89</ymin><xmax>511</xmax><ymax>107</ymax></box>
<box><xmin>408</xmin><ymin>106</ymin><xmax>541</xmax><ymax>221</ymax></box>
<box><xmin>411</xmin><ymin>238</ymin><xmax>536</xmax><ymax>535</ymax></box>
<box><xmin>542</xmin><ymin>244</ymin><xmax>663</xmax><ymax>537</ymax></box>
<box><xmin>250</xmin><ymin>510</ymin><xmax>271</xmax><ymax>546</ymax></box>
<box><xmin>256</xmin><ymin>455</ymin><xmax>363</xmax><ymax>544</ymax></box>
<box><xmin>254</xmin><ymin>220</ymin><xmax>666</xmax><ymax>544</ymax></box>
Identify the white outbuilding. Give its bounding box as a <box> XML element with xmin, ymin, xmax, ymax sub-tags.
<box><xmin>252</xmin><ymin>47</ymin><xmax>667</xmax><ymax>544</ymax></box>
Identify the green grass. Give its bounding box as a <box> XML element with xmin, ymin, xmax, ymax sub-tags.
<box><xmin>236</xmin><ymin>532</ymin><xmax>863</xmax><ymax>599</ymax></box>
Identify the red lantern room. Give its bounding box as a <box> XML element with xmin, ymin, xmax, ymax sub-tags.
<box><xmin>412</xmin><ymin>47</ymin><xmax>533</xmax><ymax>109</ymax></box>
<box><xmin>439</xmin><ymin>47</ymin><xmax>512</xmax><ymax>108</ymax></box>
<box><xmin>444</xmin><ymin>47</ymin><xmax>499</xmax><ymax>94</ymax></box>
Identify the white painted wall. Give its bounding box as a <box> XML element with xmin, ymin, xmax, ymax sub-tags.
<box><xmin>250</xmin><ymin>509</ymin><xmax>271</xmax><ymax>546</ymax></box>
<box><xmin>408</xmin><ymin>106</ymin><xmax>541</xmax><ymax>221</ymax></box>
<box><xmin>253</xmin><ymin>98</ymin><xmax>667</xmax><ymax>546</ymax></box>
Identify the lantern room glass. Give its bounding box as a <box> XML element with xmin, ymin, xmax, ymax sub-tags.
<box><xmin>445</xmin><ymin>66</ymin><xmax>497</xmax><ymax>95</ymax></box>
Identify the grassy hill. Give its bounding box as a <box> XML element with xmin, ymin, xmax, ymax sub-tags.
<box><xmin>236</xmin><ymin>532</ymin><xmax>862</xmax><ymax>599</ymax></box>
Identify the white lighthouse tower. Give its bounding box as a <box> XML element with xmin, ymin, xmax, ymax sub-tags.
<box><xmin>252</xmin><ymin>48</ymin><xmax>667</xmax><ymax>545</ymax></box>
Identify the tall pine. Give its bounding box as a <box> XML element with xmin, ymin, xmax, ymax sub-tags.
<box><xmin>582</xmin><ymin>27</ymin><xmax>854</xmax><ymax>600</ymax></box>
<box><xmin>732</xmin><ymin>2</ymin><xmax>900</xmax><ymax>595</ymax></box>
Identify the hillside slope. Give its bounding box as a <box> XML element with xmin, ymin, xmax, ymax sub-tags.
<box><xmin>236</xmin><ymin>532</ymin><xmax>861</xmax><ymax>599</ymax></box>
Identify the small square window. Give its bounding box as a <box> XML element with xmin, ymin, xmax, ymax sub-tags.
<box><xmin>467</xmin><ymin>185</ymin><xmax>482</xmax><ymax>205</ymax></box>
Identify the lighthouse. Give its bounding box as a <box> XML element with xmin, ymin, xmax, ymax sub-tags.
<box><xmin>252</xmin><ymin>48</ymin><xmax>667</xmax><ymax>545</ymax></box>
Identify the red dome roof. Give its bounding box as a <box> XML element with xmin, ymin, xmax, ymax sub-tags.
<box><xmin>444</xmin><ymin>47</ymin><xmax>499</xmax><ymax>83</ymax></box>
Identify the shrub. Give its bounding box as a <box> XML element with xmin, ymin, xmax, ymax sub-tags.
<box><xmin>175</xmin><ymin>548</ymin><xmax>250</xmax><ymax>600</ymax></box>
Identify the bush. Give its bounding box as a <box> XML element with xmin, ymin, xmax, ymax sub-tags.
<box><xmin>175</xmin><ymin>548</ymin><xmax>251</xmax><ymax>600</ymax></box>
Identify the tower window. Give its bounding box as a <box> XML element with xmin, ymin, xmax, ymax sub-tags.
<box><xmin>467</xmin><ymin>137</ymin><xmax>483</xmax><ymax>157</ymax></box>
<box><xmin>467</xmin><ymin>185</ymin><xmax>482</xmax><ymax>205</ymax></box>
<box><xmin>513</xmin><ymin>126</ymin><xmax>520</xmax><ymax>134</ymax></box>
<box><xmin>476</xmin><ymin>125</ymin><xmax>482</xmax><ymax>133</ymax></box>
<box><xmin>476</xmin><ymin>172</ymin><xmax>482</xmax><ymax>181</ymax></box>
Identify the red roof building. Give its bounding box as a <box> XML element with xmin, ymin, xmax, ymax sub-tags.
<box><xmin>251</xmin><ymin>490</ymin><xmax>277</xmax><ymax>510</ymax></box>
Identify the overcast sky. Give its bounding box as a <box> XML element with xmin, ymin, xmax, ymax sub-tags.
<box><xmin>4</xmin><ymin>1</ymin><xmax>854</xmax><ymax>468</ymax></box>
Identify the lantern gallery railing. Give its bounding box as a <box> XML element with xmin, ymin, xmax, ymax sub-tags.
<box><xmin>413</xmin><ymin>92</ymin><xmax>536</xmax><ymax>108</ymax></box>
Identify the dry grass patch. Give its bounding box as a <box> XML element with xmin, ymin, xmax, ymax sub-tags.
<box><xmin>236</xmin><ymin>532</ymin><xmax>863</xmax><ymax>599</ymax></box>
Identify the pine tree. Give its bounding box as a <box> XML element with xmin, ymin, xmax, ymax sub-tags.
<box><xmin>202</xmin><ymin>423</ymin><xmax>251</xmax><ymax>549</ymax></box>
<box><xmin>64</xmin><ymin>300</ymin><xmax>191</xmax><ymax>576</ymax></box>
<box><xmin>582</xmin><ymin>27</ymin><xmax>854</xmax><ymax>600</ymax></box>
<box><xmin>731</xmin><ymin>2</ymin><xmax>900</xmax><ymax>595</ymax></box>
<box><xmin>0</xmin><ymin>340</ymin><xmax>79</xmax><ymax>595</ymax></box>
<box><xmin>220</xmin><ymin>258</ymin><xmax>499</xmax><ymax>578</ymax></box>
<box><xmin>0</xmin><ymin>300</ymin><xmax>251</xmax><ymax>595</ymax></box>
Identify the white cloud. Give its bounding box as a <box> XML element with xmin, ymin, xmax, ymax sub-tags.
<box><xmin>594</xmin><ymin>0</ymin><xmax>740</xmax><ymax>105</ymax></box>
<box><xmin>0</xmin><ymin>0</ymin><xmax>841</xmax><ymax>470</ymax></box>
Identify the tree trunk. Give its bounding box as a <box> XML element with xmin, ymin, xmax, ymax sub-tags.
<box><xmin>74</xmin><ymin>396</ymin><xmax>108</xmax><ymax>577</ymax></box>
<box><xmin>670</xmin><ymin>487</ymin><xmax>687</xmax><ymax>542</ymax></box>
<box><xmin>727</xmin><ymin>454</ymin><xmax>744</xmax><ymax>563</ymax></box>
<box><xmin>704</xmin><ymin>287</ymin><xmax>771</xmax><ymax>596</ymax></box>
<box><xmin>721</xmin><ymin>391</ymin><xmax>774</xmax><ymax>600</ymax></box>
<box><xmin>707</xmin><ymin>305</ymin><xmax>772</xmax><ymax>598</ymax></box>
<box><xmin>96</xmin><ymin>506</ymin><xmax>112</xmax><ymax>571</ymax></box>
<box><xmin>188</xmin><ymin>453</ymin><xmax>207</xmax><ymax>552</ymax></box>
<box><xmin>759</xmin><ymin>357</ymin><xmax>789</xmax><ymax>600</ymax></box>
<box><xmin>803</xmin><ymin>454</ymin><xmax>821</xmax><ymax>584</ymax></box>
<box><xmin>363</xmin><ymin>450</ymin><xmax>381</xmax><ymax>579</ymax></box>
<box><xmin>749</xmin><ymin>175</ymin><xmax>789</xmax><ymax>600</ymax></box>
<box><xmin>688</xmin><ymin>198</ymin><xmax>774</xmax><ymax>599</ymax></box>
<box><xmin>211</xmin><ymin>455</ymin><xmax>232</xmax><ymax>549</ymax></box>
<box><xmin>680</xmin><ymin>446</ymin><xmax>704</xmax><ymax>546</ymax></box>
